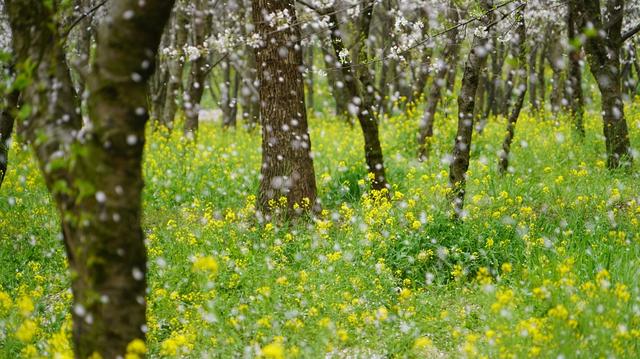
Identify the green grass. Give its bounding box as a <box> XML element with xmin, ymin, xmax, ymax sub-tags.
<box><xmin>1</xmin><ymin>96</ymin><xmax>640</xmax><ymax>358</ymax></box>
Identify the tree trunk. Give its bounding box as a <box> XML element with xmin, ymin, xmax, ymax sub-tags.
<box><xmin>621</xmin><ymin>43</ymin><xmax>636</xmax><ymax>98</ymax></box>
<box><xmin>162</xmin><ymin>3</ymin><xmax>188</xmax><ymax>129</ymax></box>
<box><xmin>475</xmin><ymin>70</ymin><xmax>489</xmax><ymax>133</ymax></box>
<box><xmin>253</xmin><ymin>0</ymin><xmax>318</xmax><ymax>215</ymax></box>
<box><xmin>323</xmin><ymin>2</ymin><xmax>388</xmax><ymax>190</ymax></box>
<box><xmin>321</xmin><ymin>44</ymin><xmax>350</xmax><ymax>120</ymax></box>
<box><xmin>501</xmin><ymin>41</ymin><xmax>517</xmax><ymax>117</ymax></box>
<box><xmin>408</xmin><ymin>8</ymin><xmax>432</xmax><ymax>104</ymax></box>
<box><xmin>417</xmin><ymin>0</ymin><xmax>460</xmax><ymax>160</ymax></box>
<box><xmin>6</xmin><ymin>1</ymin><xmax>174</xmax><ymax>357</ymax></box>
<box><xmin>69</xmin><ymin>0</ymin><xmax>93</xmax><ymax>109</ymax></box>
<box><xmin>536</xmin><ymin>38</ymin><xmax>547</xmax><ymax>112</ymax></box>
<box><xmin>305</xmin><ymin>45</ymin><xmax>315</xmax><ymax>112</ymax></box>
<box><xmin>222</xmin><ymin>60</ymin><xmax>240</xmax><ymax>128</ymax></box>
<box><xmin>449</xmin><ymin>0</ymin><xmax>492</xmax><ymax>218</ymax></box>
<box><xmin>183</xmin><ymin>0</ymin><xmax>212</xmax><ymax>138</ymax></box>
<box><xmin>241</xmin><ymin>48</ymin><xmax>261</xmax><ymax>130</ymax></box>
<box><xmin>498</xmin><ymin>5</ymin><xmax>527</xmax><ymax>174</ymax></box>
<box><xmin>528</xmin><ymin>43</ymin><xmax>539</xmax><ymax>111</ymax></box>
<box><xmin>484</xmin><ymin>35</ymin><xmax>505</xmax><ymax>119</ymax></box>
<box><xmin>0</xmin><ymin>89</ymin><xmax>18</xmax><ymax>189</ymax></box>
<box><xmin>572</xmin><ymin>0</ymin><xmax>632</xmax><ymax>169</ymax></box>
<box><xmin>149</xmin><ymin>57</ymin><xmax>169</xmax><ymax>123</ymax></box>
<box><xmin>567</xmin><ymin>6</ymin><xmax>585</xmax><ymax>136</ymax></box>
<box><xmin>235</xmin><ymin>2</ymin><xmax>260</xmax><ymax>130</ymax></box>
<box><xmin>546</xmin><ymin>28</ymin><xmax>565</xmax><ymax>114</ymax></box>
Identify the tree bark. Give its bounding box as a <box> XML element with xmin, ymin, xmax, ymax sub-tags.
<box><xmin>6</xmin><ymin>1</ymin><xmax>174</xmax><ymax>357</ymax></box>
<box><xmin>484</xmin><ymin>34</ymin><xmax>505</xmax><ymax>119</ymax></box>
<box><xmin>546</xmin><ymin>27</ymin><xmax>565</xmax><ymax>114</ymax></box>
<box><xmin>253</xmin><ymin>0</ymin><xmax>318</xmax><ymax>215</ymax></box>
<box><xmin>221</xmin><ymin>60</ymin><xmax>240</xmax><ymax>128</ymax></box>
<box><xmin>322</xmin><ymin>2</ymin><xmax>388</xmax><ymax>190</ymax></box>
<box><xmin>149</xmin><ymin>55</ymin><xmax>169</xmax><ymax>123</ymax></box>
<box><xmin>183</xmin><ymin>0</ymin><xmax>212</xmax><ymax>138</ymax></box>
<box><xmin>305</xmin><ymin>45</ymin><xmax>315</xmax><ymax>111</ymax></box>
<box><xmin>536</xmin><ymin>37</ymin><xmax>547</xmax><ymax>112</ymax></box>
<box><xmin>321</xmin><ymin>44</ymin><xmax>350</xmax><ymax>120</ymax></box>
<box><xmin>68</xmin><ymin>0</ymin><xmax>94</xmax><ymax>109</ymax></box>
<box><xmin>0</xmin><ymin>88</ymin><xmax>18</xmax><ymax>189</ymax></box>
<box><xmin>417</xmin><ymin>0</ymin><xmax>460</xmax><ymax>160</ymax></box>
<box><xmin>449</xmin><ymin>0</ymin><xmax>492</xmax><ymax>218</ymax></box>
<box><xmin>498</xmin><ymin>4</ymin><xmax>527</xmax><ymax>174</ymax></box>
<box><xmin>240</xmin><ymin>49</ymin><xmax>261</xmax><ymax>129</ymax></box>
<box><xmin>572</xmin><ymin>0</ymin><xmax>632</xmax><ymax>169</ymax></box>
<box><xmin>408</xmin><ymin>8</ymin><xmax>432</xmax><ymax>105</ymax></box>
<box><xmin>161</xmin><ymin>2</ymin><xmax>188</xmax><ymax>129</ymax></box>
<box><xmin>567</xmin><ymin>6</ymin><xmax>585</xmax><ymax>136</ymax></box>
<box><xmin>528</xmin><ymin>43</ymin><xmax>538</xmax><ymax>111</ymax></box>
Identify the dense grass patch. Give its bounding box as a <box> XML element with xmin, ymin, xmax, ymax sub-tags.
<box><xmin>1</xmin><ymin>99</ymin><xmax>640</xmax><ymax>357</ymax></box>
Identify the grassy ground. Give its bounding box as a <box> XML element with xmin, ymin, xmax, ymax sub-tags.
<box><xmin>1</xmin><ymin>97</ymin><xmax>640</xmax><ymax>358</ymax></box>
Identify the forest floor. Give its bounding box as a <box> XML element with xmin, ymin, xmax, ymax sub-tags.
<box><xmin>2</xmin><ymin>100</ymin><xmax>640</xmax><ymax>358</ymax></box>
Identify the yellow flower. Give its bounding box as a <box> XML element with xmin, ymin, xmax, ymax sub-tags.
<box><xmin>413</xmin><ymin>336</ymin><xmax>432</xmax><ymax>349</ymax></box>
<box><xmin>20</xmin><ymin>344</ymin><xmax>38</xmax><ymax>358</ymax></box>
<box><xmin>399</xmin><ymin>288</ymin><xmax>412</xmax><ymax>300</ymax></box>
<box><xmin>0</xmin><ymin>291</ymin><xmax>12</xmax><ymax>310</ymax></box>
<box><xmin>160</xmin><ymin>333</ymin><xmax>190</xmax><ymax>356</ymax></box>
<box><xmin>126</xmin><ymin>339</ymin><xmax>147</xmax><ymax>355</ymax></box>
<box><xmin>193</xmin><ymin>256</ymin><xmax>219</xmax><ymax>276</ymax></box>
<box><xmin>337</xmin><ymin>329</ymin><xmax>349</xmax><ymax>342</ymax></box>
<box><xmin>17</xmin><ymin>295</ymin><xmax>34</xmax><ymax>316</ymax></box>
<box><xmin>548</xmin><ymin>304</ymin><xmax>568</xmax><ymax>320</ymax></box>
<box><xmin>261</xmin><ymin>341</ymin><xmax>285</xmax><ymax>359</ymax></box>
<box><xmin>615</xmin><ymin>283</ymin><xmax>631</xmax><ymax>302</ymax></box>
<box><xmin>327</xmin><ymin>251</ymin><xmax>342</xmax><ymax>262</ymax></box>
<box><xmin>501</xmin><ymin>263</ymin><xmax>512</xmax><ymax>273</ymax></box>
<box><xmin>16</xmin><ymin>319</ymin><xmax>37</xmax><ymax>342</ymax></box>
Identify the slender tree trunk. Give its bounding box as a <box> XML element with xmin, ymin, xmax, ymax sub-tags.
<box><xmin>238</xmin><ymin>3</ymin><xmax>260</xmax><ymax>130</ymax></box>
<box><xmin>305</xmin><ymin>45</ymin><xmax>315</xmax><ymax>111</ymax></box>
<box><xmin>230</xmin><ymin>68</ymin><xmax>240</xmax><ymax>125</ymax></box>
<box><xmin>567</xmin><ymin>6</ymin><xmax>585</xmax><ymax>136</ymax></box>
<box><xmin>162</xmin><ymin>3</ymin><xmax>188</xmax><ymax>129</ymax></box>
<box><xmin>485</xmin><ymin>37</ymin><xmax>505</xmax><ymax>119</ymax></box>
<box><xmin>240</xmin><ymin>50</ymin><xmax>261</xmax><ymax>129</ymax></box>
<box><xmin>321</xmin><ymin>44</ymin><xmax>350</xmax><ymax>120</ymax></box>
<box><xmin>621</xmin><ymin>44</ymin><xmax>636</xmax><ymax>97</ymax></box>
<box><xmin>183</xmin><ymin>0</ymin><xmax>212</xmax><ymax>138</ymax></box>
<box><xmin>449</xmin><ymin>0</ymin><xmax>492</xmax><ymax>218</ymax></box>
<box><xmin>546</xmin><ymin>30</ymin><xmax>565</xmax><ymax>114</ymax></box>
<box><xmin>537</xmin><ymin>38</ymin><xmax>547</xmax><ymax>112</ymax></box>
<box><xmin>253</xmin><ymin>0</ymin><xmax>318</xmax><ymax>215</ymax></box>
<box><xmin>220</xmin><ymin>60</ymin><xmax>232</xmax><ymax>127</ymax></box>
<box><xmin>149</xmin><ymin>59</ymin><xmax>169</xmax><ymax>123</ymax></box>
<box><xmin>501</xmin><ymin>42</ymin><xmax>517</xmax><ymax>117</ymax></box>
<box><xmin>0</xmin><ymin>89</ymin><xmax>18</xmax><ymax>189</ymax></box>
<box><xmin>528</xmin><ymin>43</ymin><xmax>538</xmax><ymax>111</ymax></box>
<box><xmin>632</xmin><ymin>39</ymin><xmax>640</xmax><ymax>96</ymax></box>
<box><xmin>409</xmin><ymin>8</ymin><xmax>432</xmax><ymax>104</ymax></box>
<box><xmin>475</xmin><ymin>70</ymin><xmax>488</xmax><ymax>133</ymax></box>
<box><xmin>498</xmin><ymin>5</ymin><xmax>527</xmax><ymax>173</ymax></box>
<box><xmin>417</xmin><ymin>0</ymin><xmax>460</xmax><ymax>160</ymax></box>
<box><xmin>222</xmin><ymin>61</ymin><xmax>240</xmax><ymax>128</ymax></box>
<box><xmin>572</xmin><ymin>0</ymin><xmax>632</xmax><ymax>169</ymax></box>
<box><xmin>7</xmin><ymin>1</ymin><xmax>174</xmax><ymax>357</ymax></box>
<box><xmin>69</xmin><ymin>0</ymin><xmax>93</xmax><ymax>109</ymax></box>
<box><xmin>322</xmin><ymin>2</ymin><xmax>388</xmax><ymax>190</ymax></box>
<box><xmin>183</xmin><ymin>57</ymin><xmax>208</xmax><ymax>137</ymax></box>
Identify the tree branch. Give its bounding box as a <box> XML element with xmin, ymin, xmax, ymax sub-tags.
<box><xmin>622</xmin><ymin>23</ymin><xmax>640</xmax><ymax>43</ymax></box>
